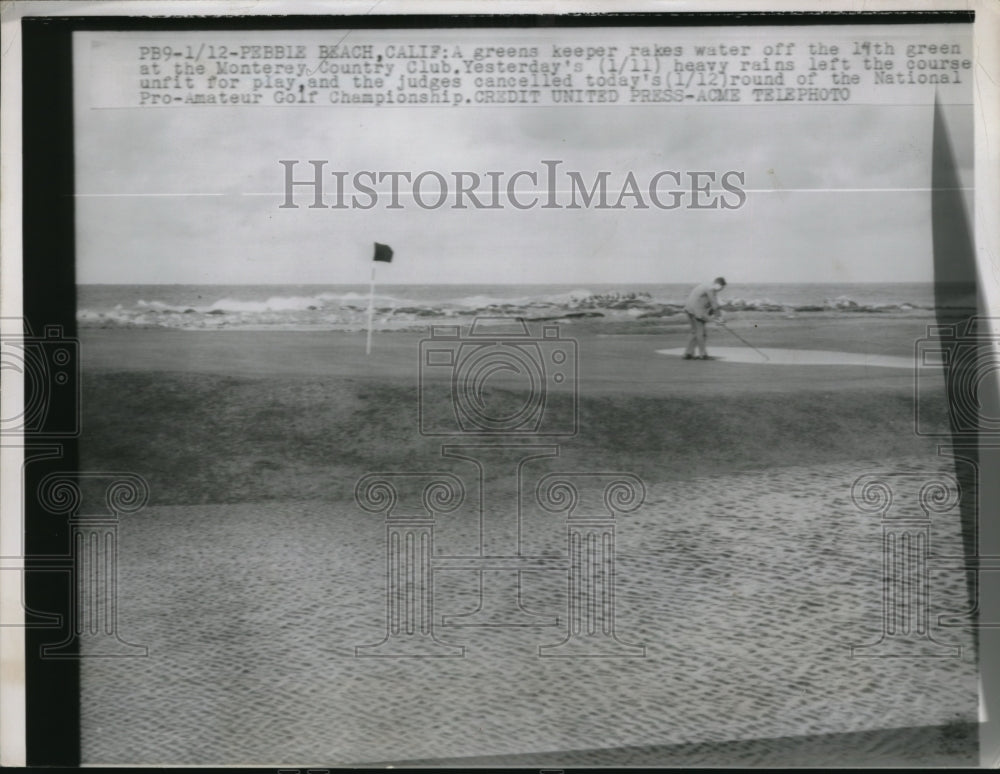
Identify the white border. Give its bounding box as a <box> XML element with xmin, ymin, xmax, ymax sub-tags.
<box><xmin>1</xmin><ymin>0</ymin><xmax>997</xmax><ymax>767</ymax></box>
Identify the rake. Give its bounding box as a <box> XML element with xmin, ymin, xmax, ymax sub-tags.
<box><xmin>718</xmin><ymin>322</ymin><xmax>770</xmax><ymax>362</ymax></box>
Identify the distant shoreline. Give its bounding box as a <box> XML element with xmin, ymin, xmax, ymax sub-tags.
<box><xmin>75</xmin><ymin>282</ymin><xmax>975</xmax><ymax>332</ymax></box>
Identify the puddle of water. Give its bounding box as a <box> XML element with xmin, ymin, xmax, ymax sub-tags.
<box><xmin>655</xmin><ymin>347</ymin><xmax>918</xmax><ymax>369</ymax></box>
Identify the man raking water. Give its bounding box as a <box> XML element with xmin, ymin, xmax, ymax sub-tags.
<box><xmin>682</xmin><ymin>277</ymin><xmax>769</xmax><ymax>362</ymax></box>
<box><xmin>682</xmin><ymin>277</ymin><xmax>726</xmax><ymax>360</ymax></box>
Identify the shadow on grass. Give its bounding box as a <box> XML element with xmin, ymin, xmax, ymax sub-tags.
<box><xmin>80</xmin><ymin>371</ymin><xmax>951</xmax><ymax>507</ymax></box>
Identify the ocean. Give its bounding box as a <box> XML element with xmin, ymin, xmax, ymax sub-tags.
<box><xmin>77</xmin><ymin>282</ymin><xmax>976</xmax><ymax>331</ymax></box>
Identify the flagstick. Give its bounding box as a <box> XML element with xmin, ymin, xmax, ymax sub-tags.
<box><xmin>365</xmin><ymin>262</ymin><xmax>376</xmax><ymax>356</ymax></box>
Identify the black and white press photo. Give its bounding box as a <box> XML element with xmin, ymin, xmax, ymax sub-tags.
<box><xmin>3</xmin><ymin>2</ymin><xmax>1000</xmax><ymax>768</ymax></box>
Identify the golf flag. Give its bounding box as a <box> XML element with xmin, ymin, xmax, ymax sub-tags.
<box><xmin>373</xmin><ymin>242</ymin><xmax>393</xmax><ymax>263</ymax></box>
<box><xmin>366</xmin><ymin>242</ymin><xmax>393</xmax><ymax>355</ymax></box>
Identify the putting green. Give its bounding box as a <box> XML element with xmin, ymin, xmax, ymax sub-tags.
<box><xmin>655</xmin><ymin>347</ymin><xmax>918</xmax><ymax>369</ymax></box>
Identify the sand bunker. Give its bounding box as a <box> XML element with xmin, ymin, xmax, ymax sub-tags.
<box><xmin>81</xmin><ymin>456</ymin><xmax>976</xmax><ymax>765</ymax></box>
<box><xmin>655</xmin><ymin>347</ymin><xmax>917</xmax><ymax>369</ymax></box>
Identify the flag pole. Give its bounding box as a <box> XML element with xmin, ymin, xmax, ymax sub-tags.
<box><xmin>365</xmin><ymin>261</ymin><xmax>376</xmax><ymax>356</ymax></box>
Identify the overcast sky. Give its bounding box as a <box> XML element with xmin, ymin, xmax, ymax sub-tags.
<box><xmin>74</xmin><ymin>26</ymin><xmax>974</xmax><ymax>285</ymax></box>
